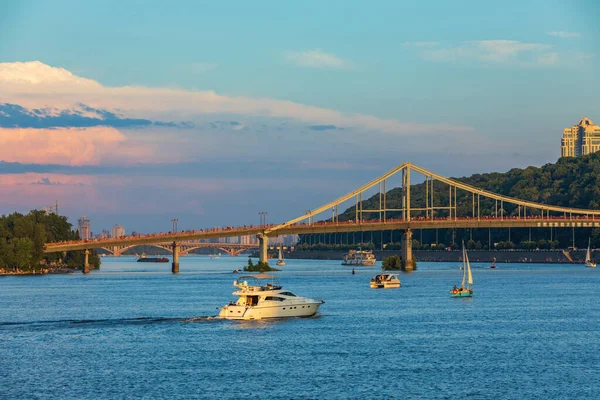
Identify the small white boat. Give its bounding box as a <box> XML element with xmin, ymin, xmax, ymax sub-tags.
<box><xmin>585</xmin><ymin>239</ymin><xmax>596</xmax><ymax>268</ymax></box>
<box><xmin>218</xmin><ymin>274</ymin><xmax>324</xmax><ymax>320</ymax></box>
<box><xmin>370</xmin><ymin>273</ymin><xmax>401</xmax><ymax>289</ymax></box>
<box><xmin>276</xmin><ymin>247</ymin><xmax>286</xmax><ymax>267</ymax></box>
<box><xmin>342</xmin><ymin>249</ymin><xmax>376</xmax><ymax>266</ymax></box>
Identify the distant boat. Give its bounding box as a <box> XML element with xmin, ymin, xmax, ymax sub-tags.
<box><xmin>370</xmin><ymin>273</ymin><xmax>401</xmax><ymax>289</ymax></box>
<box><xmin>490</xmin><ymin>257</ymin><xmax>497</xmax><ymax>269</ymax></box>
<box><xmin>276</xmin><ymin>247</ymin><xmax>286</xmax><ymax>267</ymax></box>
<box><xmin>137</xmin><ymin>253</ymin><xmax>169</xmax><ymax>263</ymax></box>
<box><xmin>585</xmin><ymin>239</ymin><xmax>596</xmax><ymax>268</ymax></box>
<box><xmin>341</xmin><ymin>249</ymin><xmax>376</xmax><ymax>266</ymax></box>
<box><xmin>450</xmin><ymin>241</ymin><xmax>473</xmax><ymax>297</ymax></box>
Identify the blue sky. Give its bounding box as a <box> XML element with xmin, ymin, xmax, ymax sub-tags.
<box><xmin>0</xmin><ymin>0</ymin><xmax>599</xmax><ymax>233</ymax></box>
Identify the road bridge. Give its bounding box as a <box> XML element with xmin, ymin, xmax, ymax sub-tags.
<box><xmin>45</xmin><ymin>162</ymin><xmax>600</xmax><ymax>273</ymax></box>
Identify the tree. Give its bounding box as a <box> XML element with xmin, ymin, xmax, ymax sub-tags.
<box><xmin>382</xmin><ymin>255</ymin><xmax>402</xmax><ymax>270</ymax></box>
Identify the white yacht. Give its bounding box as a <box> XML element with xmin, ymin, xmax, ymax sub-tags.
<box><xmin>370</xmin><ymin>273</ymin><xmax>401</xmax><ymax>289</ymax></box>
<box><xmin>218</xmin><ymin>275</ymin><xmax>324</xmax><ymax>320</ymax></box>
<box><xmin>341</xmin><ymin>249</ymin><xmax>376</xmax><ymax>266</ymax></box>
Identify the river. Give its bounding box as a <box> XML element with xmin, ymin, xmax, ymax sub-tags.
<box><xmin>1</xmin><ymin>256</ymin><xmax>599</xmax><ymax>399</ymax></box>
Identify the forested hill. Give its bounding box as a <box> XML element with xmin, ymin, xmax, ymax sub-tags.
<box><xmin>339</xmin><ymin>153</ymin><xmax>600</xmax><ymax>221</ymax></box>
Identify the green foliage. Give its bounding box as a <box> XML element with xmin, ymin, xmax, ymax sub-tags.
<box><xmin>382</xmin><ymin>255</ymin><xmax>402</xmax><ymax>270</ymax></box>
<box><xmin>243</xmin><ymin>258</ymin><xmax>280</xmax><ymax>272</ymax></box>
<box><xmin>0</xmin><ymin>210</ymin><xmax>100</xmax><ymax>271</ymax></box>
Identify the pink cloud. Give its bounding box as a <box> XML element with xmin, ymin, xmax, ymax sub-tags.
<box><xmin>0</xmin><ymin>126</ymin><xmax>153</xmax><ymax>165</ymax></box>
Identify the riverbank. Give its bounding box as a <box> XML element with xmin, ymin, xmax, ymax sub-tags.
<box><xmin>287</xmin><ymin>249</ymin><xmax>595</xmax><ymax>264</ymax></box>
<box><xmin>0</xmin><ymin>268</ymin><xmax>77</xmax><ymax>276</ymax></box>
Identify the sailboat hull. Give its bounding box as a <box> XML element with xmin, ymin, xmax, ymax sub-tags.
<box><xmin>450</xmin><ymin>290</ymin><xmax>473</xmax><ymax>298</ymax></box>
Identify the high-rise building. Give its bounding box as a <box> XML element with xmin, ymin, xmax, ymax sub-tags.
<box><xmin>561</xmin><ymin>117</ymin><xmax>600</xmax><ymax>157</ymax></box>
<box><xmin>78</xmin><ymin>216</ymin><xmax>91</xmax><ymax>240</ymax></box>
<box><xmin>111</xmin><ymin>225</ymin><xmax>125</xmax><ymax>238</ymax></box>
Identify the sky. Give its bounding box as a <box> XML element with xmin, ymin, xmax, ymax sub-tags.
<box><xmin>0</xmin><ymin>0</ymin><xmax>599</xmax><ymax>233</ymax></box>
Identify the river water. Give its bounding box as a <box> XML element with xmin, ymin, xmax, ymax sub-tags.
<box><xmin>1</xmin><ymin>256</ymin><xmax>599</xmax><ymax>399</ymax></box>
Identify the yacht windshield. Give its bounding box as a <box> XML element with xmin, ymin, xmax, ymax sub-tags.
<box><xmin>234</xmin><ymin>274</ymin><xmax>281</xmax><ymax>289</ymax></box>
<box><xmin>279</xmin><ymin>291</ymin><xmax>297</xmax><ymax>297</ymax></box>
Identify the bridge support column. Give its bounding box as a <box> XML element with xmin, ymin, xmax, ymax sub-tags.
<box><xmin>113</xmin><ymin>246</ymin><xmax>120</xmax><ymax>257</ymax></box>
<box><xmin>83</xmin><ymin>249</ymin><xmax>91</xmax><ymax>274</ymax></box>
<box><xmin>172</xmin><ymin>242</ymin><xmax>180</xmax><ymax>274</ymax></box>
<box><xmin>402</xmin><ymin>229</ymin><xmax>415</xmax><ymax>271</ymax></box>
<box><xmin>258</xmin><ymin>235</ymin><xmax>269</xmax><ymax>265</ymax></box>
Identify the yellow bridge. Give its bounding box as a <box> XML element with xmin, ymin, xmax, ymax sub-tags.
<box><xmin>45</xmin><ymin>162</ymin><xmax>600</xmax><ymax>273</ymax></box>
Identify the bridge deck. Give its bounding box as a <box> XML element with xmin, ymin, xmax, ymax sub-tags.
<box><xmin>44</xmin><ymin>217</ymin><xmax>600</xmax><ymax>253</ymax></box>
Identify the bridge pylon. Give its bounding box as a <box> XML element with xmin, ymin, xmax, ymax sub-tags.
<box><xmin>172</xmin><ymin>242</ymin><xmax>180</xmax><ymax>274</ymax></box>
<box><xmin>258</xmin><ymin>234</ymin><xmax>268</xmax><ymax>265</ymax></box>
<box><xmin>83</xmin><ymin>249</ymin><xmax>91</xmax><ymax>274</ymax></box>
<box><xmin>402</xmin><ymin>229</ymin><xmax>415</xmax><ymax>271</ymax></box>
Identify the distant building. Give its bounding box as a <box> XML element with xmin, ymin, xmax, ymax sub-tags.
<box><xmin>78</xmin><ymin>217</ymin><xmax>91</xmax><ymax>240</ymax></box>
<box><xmin>111</xmin><ymin>225</ymin><xmax>125</xmax><ymax>238</ymax></box>
<box><xmin>97</xmin><ymin>230</ymin><xmax>109</xmax><ymax>239</ymax></box>
<box><xmin>561</xmin><ymin>117</ymin><xmax>600</xmax><ymax>157</ymax></box>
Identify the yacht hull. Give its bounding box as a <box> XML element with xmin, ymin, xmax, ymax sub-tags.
<box><xmin>370</xmin><ymin>282</ymin><xmax>401</xmax><ymax>289</ymax></box>
<box><xmin>218</xmin><ymin>301</ymin><xmax>323</xmax><ymax>320</ymax></box>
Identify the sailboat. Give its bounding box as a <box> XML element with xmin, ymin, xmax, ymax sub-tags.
<box><xmin>451</xmin><ymin>241</ymin><xmax>473</xmax><ymax>297</ymax></box>
<box><xmin>276</xmin><ymin>247</ymin><xmax>286</xmax><ymax>267</ymax></box>
<box><xmin>585</xmin><ymin>238</ymin><xmax>596</xmax><ymax>268</ymax></box>
<box><xmin>490</xmin><ymin>257</ymin><xmax>497</xmax><ymax>269</ymax></box>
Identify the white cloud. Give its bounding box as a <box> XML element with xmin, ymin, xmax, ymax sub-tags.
<box><xmin>421</xmin><ymin>40</ymin><xmax>558</xmax><ymax>66</ymax></box>
<box><xmin>0</xmin><ymin>61</ymin><xmax>471</xmax><ymax>135</ymax></box>
<box><xmin>547</xmin><ymin>31</ymin><xmax>581</xmax><ymax>39</ymax></box>
<box><xmin>285</xmin><ymin>49</ymin><xmax>353</xmax><ymax>69</ymax></box>
<box><xmin>401</xmin><ymin>41</ymin><xmax>439</xmax><ymax>47</ymax></box>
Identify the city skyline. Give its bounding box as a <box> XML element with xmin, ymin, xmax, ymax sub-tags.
<box><xmin>1</xmin><ymin>0</ymin><xmax>599</xmax><ymax>232</ymax></box>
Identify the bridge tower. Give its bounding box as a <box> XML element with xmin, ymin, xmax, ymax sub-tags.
<box><xmin>172</xmin><ymin>242</ymin><xmax>180</xmax><ymax>274</ymax></box>
<box><xmin>258</xmin><ymin>234</ymin><xmax>268</xmax><ymax>265</ymax></box>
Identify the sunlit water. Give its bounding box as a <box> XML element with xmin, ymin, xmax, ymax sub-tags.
<box><xmin>1</xmin><ymin>256</ymin><xmax>599</xmax><ymax>399</ymax></box>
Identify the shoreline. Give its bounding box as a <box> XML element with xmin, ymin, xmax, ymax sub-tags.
<box><xmin>287</xmin><ymin>249</ymin><xmax>593</xmax><ymax>264</ymax></box>
<box><xmin>0</xmin><ymin>268</ymin><xmax>77</xmax><ymax>276</ymax></box>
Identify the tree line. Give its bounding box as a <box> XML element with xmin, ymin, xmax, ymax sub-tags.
<box><xmin>0</xmin><ymin>210</ymin><xmax>100</xmax><ymax>271</ymax></box>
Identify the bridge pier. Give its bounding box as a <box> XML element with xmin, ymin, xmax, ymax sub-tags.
<box><xmin>258</xmin><ymin>235</ymin><xmax>269</xmax><ymax>265</ymax></box>
<box><xmin>401</xmin><ymin>229</ymin><xmax>415</xmax><ymax>271</ymax></box>
<box><xmin>83</xmin><ymin>249</ymin><xmax>91</xmax><ymax>274</ymax></box>
<box><xmin>172</xmin><ymin>242</ymin><xmax>180</xmax><ymax>274</ymax></box>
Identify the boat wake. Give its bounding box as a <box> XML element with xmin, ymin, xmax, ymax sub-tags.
<box><xmin>0</xmin><ymin>316</ymin><xmax>219</xmax><ymax>331</ymax></box>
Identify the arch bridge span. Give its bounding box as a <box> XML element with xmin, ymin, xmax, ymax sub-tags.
<box><xmin>99</xmin><ymin>242</ymin><xmax>257</xmax><ymax>257</ymax></box>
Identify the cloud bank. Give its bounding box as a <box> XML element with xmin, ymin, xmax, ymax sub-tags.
<box><xmin>0</xmin><ymin>126</ymin><xmax>152</xmax><ymax>165</ymax></box>
<box><xmin>0</xmin><ymin>61</ymin><xmax>472</xmax><ymax>135</ymax></box>
<box><xmin>547</xmin><ymin>31</ymin><xmax>581</xmax><ymax>39</ymax></box>
<box><xmin>420</xmin><ymin>40</ymin><xmax>558</xmax><ymax>66</ymax></box>
<box><xmin>284</xmin><ymin>49</ymin><xmax>354</xmax><ymax>69</ymax></box>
